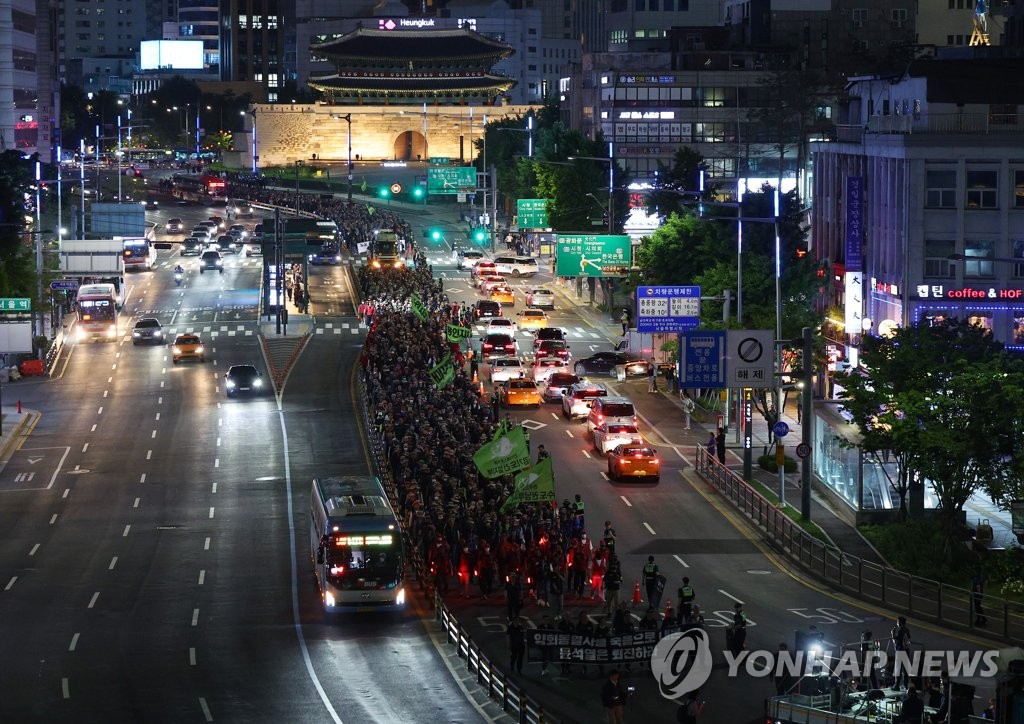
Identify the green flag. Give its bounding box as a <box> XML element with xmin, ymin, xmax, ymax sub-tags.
<box><xmin>411</xmin><ymin>294</ymin><xmax>428</xmax><ymax>322</ymax></box>
<box><xmin>446</xmin><ymin>323</ymin><xmax>473</xmax><ymax>343</ymax></box>
<box><xmin>492</xmin><ymin>418</ymin><xmax>508</xmax><ymax>440</ymax></box>
<box><xmin>473</xmin><ymin>426</ymin><xmax>531</xmax><ymax>479</ymax></box>
<box><xmin>500</xmin><ymin>457</ymin><xmax>556</xmax><ymax>512</ymax></box>
<box><xmin>428</xmin><ymin>354</ymin><xmax>456</xmax><ymax>389</ymax></box>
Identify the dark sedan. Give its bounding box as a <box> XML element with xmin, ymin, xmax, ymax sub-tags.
<box><xmin>574</xmin><ymin>352</ymin><xmax>651</xmax><ymax>377</ymax></box>
<box><xmin>225</xmin><ymin>364</ymin><xmax>265</xmax><ymax>397</ymax></box>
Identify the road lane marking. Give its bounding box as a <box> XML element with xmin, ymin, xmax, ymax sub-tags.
<box><xmin>673</xmin><ymin>554</ymin><xmax>689</xmax><ymax>568</ymax></box>
<box><xmin>198</xmin><ymin>697</ymin><xmax>213</xmax><ymax>721</ymax></box>
<box><xmin>69</xmin><ymin>633</ymin><xmax>79</xmax><ymax>651</ymax></box>
<box><xmin>122</xmin><ymin>525</ymin><xmax>130</xmax><ymax>537</ymax></box>
<box><xmin>90</xmin><ymin>424</ymin><xmax>97</xmax><ymax>432</ymax></box>
<box><xmin>582</xmin><ymin>450</ymin><xmax>592</xmax><ymax>459</ymax></box>
<box><xmin>211</xmin><ymin>483</ymin><xmax>217</xmax><ymax>494</ymax></box>
<box><xmin>62</xmin><ymin>489</ymin><xmax>69</xmax><ymax>499</ymax></box>
<box><xmin>565</xmin><ymin>430</ymin><xmax>574</xmax><ymax>438</ymax></box>
<box><xmin>29</xmin><ymin>543</ymin><xmax>39</xmax><ymax>556</ymax></box>
<box><xmin>214</xmin><ymin>459</ymin><xmax>220</xmax><ymax>468</ymax></box>
<box><xmin>719</xmin><ymin>589</ymin><xmax>744</xmax><ymax>605</ymax></box>
<box><xmin>146</xmin><ymin>450</ymin><xmax>152</xmax><ymax>460</ymax></box>
<box><xmin>5</xmin><ymin>576</ymin><xmax>16</xmax><ymax>590</ymax></box>
<box><xmin>216</xmin><ymin>437</ymin><xmax>221</xmax><ymax>447</ymax></box>
<box><xmin>140</xmin><ymin>473</ymin><xmax>146</xmax><ymax>483</ymax></box>
<box><xmin>155</xmin><ymin>412</ymin><xmax>160</xmax><ymax>421</ymax></box>
<box><xmin>133</xmin><ymin>497</ymin><xmax>140</xmax><ymax>508</ymax></box>
<box><xmin>620</xmin><ymin>496</ymin><xmax>632</xmax><ymax>507</ymax></box>
<box><xmin>674</xmin><ymin>447</ymin><xmax>688</xmax><ymax>460</ymax></box>
<box><xmin>192</xmin><ymin>608</ymin><xmax>200</xmax><ymax>626</ymax></box>
<box><xmin>49</xmin><ymin>514</ymin><xmax>58</xmax><ymax>525</ymax></box>
<box><xmin>199</xmin><ymin>570</ymin><xmax>206</xmax><ymax>585</ymax></box>
<box><xmin>109</xmin><ymin>556</ymin><xmax>118</xmax><ymax>570</ymax></box>
<box><xmin>81</xmin><ymin>443</ymin><xmax>89</xmax><ymax>453</ymax></box>
<box><xmin>97</xmin><ymin>407</ymin><xmax>103</xmax><ymax>415</ymax></box>
<box><xmin>189</xmin><ymin>648</ymin><xmax>196</xmax><ymax>666</ymax></box>
<box><xmin>87</xmin><ymin>592</ymin><xmax>99</xmax><ymax>608</ymax></box>
<box><xmin>209</xmin><ymin>507</ymin><xmax>215</xmax><ymax>519</ymax></box>
<box><xmin>62</xmin><ymin>678</ymin><xmax>70</xmax><ymax>699</ymax></box>
<box><xmin>103</xmin><ymin>390</ymin><xmax>108</xmax><ymax>398</ymax></box>
<box><xmin>151</xmin><ymin>430</ymin><xmax>157</xmax><ymax>438</ymax></box>
<box><xmin>643</xmin><ymin>522</ymin><xmax>656</xmax><ymax>535</ymax></box>
<box><xmin>204</xmin><ymin>537</ymin><xmax>211</xmax><ymax>550</ymax></box>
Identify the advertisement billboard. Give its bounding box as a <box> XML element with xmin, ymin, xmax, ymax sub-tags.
<box><xmin>140</xmin><ymin>40</ymin><xmax>204</xmax><ymax>71</ymax></box>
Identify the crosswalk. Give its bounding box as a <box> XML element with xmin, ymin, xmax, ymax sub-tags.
<box><xmin>315</xmin><ymin>321</ymin><xmax>361</xmax><ymax>335</ymax></box>
<box><xmin>124</xmin><ymin>323</ymin><xmax>255</xmax><ymax>342</ymax></box>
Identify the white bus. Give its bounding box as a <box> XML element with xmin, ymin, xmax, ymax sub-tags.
<box><xmin>310</xmin><ymin>476</ymin><xmax>406</xmax><ymax>613</ymax></box>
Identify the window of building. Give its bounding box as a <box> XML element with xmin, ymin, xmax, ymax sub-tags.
<box><xmin>924</xmin><ymin>239</ymin><xmax>955</xmax><ymax>278</ymax></box>
<box><xmin>965</xmin><ymin>170</ymin><xmax>998</xmax><ymax>209</ymax></box>
<box><xmin>1015</xmin><ymin>170</ymin><xmax>1024</xmax><ymax>208</ymax></box>
<box><xmin>1013</xmin><ymin>239</ymin><xmax>1024</xmax><ymax>279</ymax></box>
<box><xmin>707</xmin><ymin>158</ymin><xmax>736</xmax><ymax>178</ymax></box>
<box><xmin>964</xmin><ymin>239</ymin><xmax>995</xmax><ymax>277</ymax></box>
<box><xmin>267</xmin><ymin>15</ymin><xmax>278</xmax><ymax>29</ymax></box>
<box><xmin>891</xmin><ymin>8</ymin><xmax>907</xmax><ymax>26</ymax></box>
<box><xmin>700</xmin><ymin>87</ymin><xmax>728</xmax><ymax>108</ymax></box>
<box><xmin>925</xmin><ymin>170</ymin><xmax>956</xmax><ymax>208</ymax></box>
<box><xmin>852</xmin><ymin>8</ymin><xmax>868</xmax><ymax>24</ymax></box>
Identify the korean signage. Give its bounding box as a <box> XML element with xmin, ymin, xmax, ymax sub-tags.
<box><xmin>680</xmin><ymin>331</ymin><xmax>726</xmax><ymax>389</ymax></box>
<box><xmin>426</xmin><ymin>166</ymin><xmax>476</xmax><ymax>195</ymax></box>
<box><xmin>725</xmin><ymin>330</ymin><xmax>774</xmax><ymax>388</ymax></box>
<box><xmin>845</xmin><ymin>272</ymin><xmax>863</xmax><ymax>338</ymax></box>
<box><xmin>555</xmin><ymin>234</ymin><xmax>631</xmax><ymax>277</ymax></box>
<box><xmin>516</xmin><ymin>199</ymin><xmax>550</xmax><ymax>229</ymax></box>
<box><xmin>845</xmin><ymin>176</ymin><xmax>863</xmax><ymax>272</ymax></box>
<box><xmin>635</xmin><ymin>285</ymin><xmax>701</xmax><ymax>333</ymax></box>
<box><xmin>0</xmin><ymin>298</ymin><xmax>31</xmax><ymax>312</ymax></box>
<box><xmin>913</xmin><ymin>284</ymin><xmax>1024</xmax><ymax>300</ymax></box>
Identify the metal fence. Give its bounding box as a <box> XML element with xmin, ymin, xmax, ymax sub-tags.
<box><xmin>694</xmin><ymin>447</ymin><xmax>1024</xmax><ymax>644</ymax></box>
<box><xmin>357</xmin><ymin>372</ymin><xmax>559</xmax><ymax>723</ymax></box>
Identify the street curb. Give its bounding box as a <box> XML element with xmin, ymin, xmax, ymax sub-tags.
<box><xmin>0</xmin><ymin>410</ymin><xmax>38</xmax><ymax>463</ymax></box>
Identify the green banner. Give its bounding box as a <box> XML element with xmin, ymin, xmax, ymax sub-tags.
<box><xmin>411</xmin><ymin>294</ymin><xmax>428</xmax><ymax>322</ymax></box>
<box><xmin>428</xmin><ymin>354</ymin><xmax>456</xmax><ymax>389</ymax></box>
<box><xmin>446</xmin><ymin>323</ymin><xmax>473</xmax><ymax>343</ymax></box>
<box><xmin>555</xmin><ymin>234</ymin><xmax>631</xmax><ymax>277</ymax></box>
<box><xmin>473</xmin><ymin>426</ymin><xmax>531</xmax><ymax>479</ymax></box>
<box><xmin>500</xmin><ymin>457</ymin><xmax>556</xmax><ymax>512</ymax></box>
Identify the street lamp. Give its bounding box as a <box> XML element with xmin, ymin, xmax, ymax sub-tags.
<box><xmin>294</xmin><ymin>160</ymin><xmax>304</xmax><ymax>216</ymax></box>
<box><xmin>569</xmin><ymin>141</ymin><xmax>615</xmax><ymax>234</ymax></box>
<box><xmin>332</xmin><ymin>113</ymin><xmax>353</xmax><ymax>202</ymax></box>
<box><xmin>495</xmin><ymin>113</ymin><xmax>534</xmax><ymax>158</ymax></box>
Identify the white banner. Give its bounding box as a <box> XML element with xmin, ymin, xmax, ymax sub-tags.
<box><xmin>845</xmin><ymin>271</ymin><xmax>863</xmax><ymax>339</ymax></box>
<box><xmin>357</xmin><ymin>241</ymin><xmax>369</xmax><ymax>254</ymax></box>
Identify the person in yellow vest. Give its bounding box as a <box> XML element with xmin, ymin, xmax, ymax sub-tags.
<box><xmin>642</xmin><ymin>555</ymin><xmax>659</xmax><ymax>606</ymax></box>
<box><xmin>678</xmin><ymin>576</ymin><xmax>696</xmax><ymax>623</ymax></box>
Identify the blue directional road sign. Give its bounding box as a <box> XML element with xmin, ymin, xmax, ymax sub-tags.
<box><xmin>636</xmin><ymin>285</ymin><xmax>701</xmax><ymax>333</ymax></box>
<box><xmin>50</xmin><ymin>279</ymin><xmax>80</xmax><ymax>291</ymax></box>
<box><xmin>679</xmin><ymin>330</ymin><xmax>726</xmax><ymax>388</ymax></box>
<box><xmin>773</xmin><ymin>421</ymin><xmax>790</xmax><ymax>438</ymax></box>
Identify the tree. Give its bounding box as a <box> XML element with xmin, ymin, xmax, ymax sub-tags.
<box><xmin>836</xmin><ymin>320</ymin><xmax>1024</xmax><ymax>547</ymax></box>
<box><xmin>647</xmin><ymin>146</ymin><xmax>709</xmax><ymax>220</ymax></box>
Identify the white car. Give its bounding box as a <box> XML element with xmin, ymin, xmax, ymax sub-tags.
<box><xmin>561</xmin><ymin>382</ymin><xmax>608</xmax><ymax>419</ymax></box>
<box><xmin>525</xmin><ymin>288</ymin><xmax>555</xmax><ymax>308</ymax></box>
<box><xmin>490</xmin><ymin>356</ymin><xmax>527</xmax><ymax>383</ymax></box>
<box><xmin>484</xmin><ymin>317</ymin><xmax>517</xmax><ymax>335</ymax></box>
<box><xmin>532</xmin><ymin>357</ymin><xmax>569</xmax><ymax>384</ymax></box>
<box><xmin>592</xmin><ymin>422</ymin><xmax>644</xmax><ymax>455</ymax></box>
<box><xmin>458</xmin><ymin>250</ymin><xmax>487</xmax><ymax>270</ymax></box>
<box><xmin>480</xmin><ymin>275</ymin><xmax>509</xmax><ymax>294</ymax></box>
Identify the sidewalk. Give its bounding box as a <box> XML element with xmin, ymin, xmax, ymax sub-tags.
<box><xmin>547</xmin><ymin>280</ymin><xmax>887</xmax><ymax>566</ymax></box>
<box><xmin>0</xmin><ymin>408</ymin><xmax>36</xmax><ymax>463</ymax></box>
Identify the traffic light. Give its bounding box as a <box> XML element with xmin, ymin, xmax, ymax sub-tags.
<box><xmin>431</xmin><ymin>228</ymin><xmax>443</xmax><ymax>241</ymax></box>
<box><xmin>377</xmin><ymin>186</ymin><xmax>391</xmax><ymax>199</ymax></box>
<box><xmin>473</xmin><ymin>227</ymin><xmax>487</xmax><ymax>243</ymax></box>
<box><xmin>412</xmin><ymin>185</ymin><xmax>425</xmax><ymax>201</ymax></box>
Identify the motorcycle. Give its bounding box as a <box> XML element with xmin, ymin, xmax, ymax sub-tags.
<box><xmin>174</xmin><ymin>270</ymin><xmax>184</xmax><ymax>286</ymax></box>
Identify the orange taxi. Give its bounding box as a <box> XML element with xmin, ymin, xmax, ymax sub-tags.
<box><xmin>606</xmin><ymin>443</ymin><xmax>661</xmax><ymax>482</ymax></box>
<box><xmin>490</xmin><ymin>285</ymin><xmax>516</xmax><ymax>306</ymax></box>
<box><xmin>516</xmin><ymin>308</ymin><xmax>549</xmax><ymax>331</ymax></box>
<box><xmin>499</xmin><ymin>379</ymin><xmax>541</xmax><ymax>408</ymax></box>
<box><xmin>172</xmin><ymin>333</ymin><xmax>206</xmax><ymax>364</ymax></box>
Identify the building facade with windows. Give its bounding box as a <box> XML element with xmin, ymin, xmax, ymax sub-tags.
<box><xmin>811</xmin><ymin>57</ymin><xmax>1024</xmax><ymax>359</ymax></box>
<box><xmin>1</xmin><ymin>0</ymin><xmax>58</xmax><ymax>158</ymax></box>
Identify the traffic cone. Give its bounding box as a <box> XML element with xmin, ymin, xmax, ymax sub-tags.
<box><xmin>632</xmin><ymin>580</ymin><xmax>642</xmax><ymax>608</ymax></box>
<box><xmin>665</xmin><ymin>601</ymin><xmax>674</xmax><ymax>621</ymax></box>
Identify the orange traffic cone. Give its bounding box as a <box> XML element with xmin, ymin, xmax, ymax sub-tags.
<box><xmin>472</xmin><ymin>369</ymin><xmax>478</xmax><ymax>383</ymax></box>
<box><xmin>632</xmin><ymin>580</ymin><xmax>642</xmax><ymax>608</ymax></box>
<box><xmin>665</xmin><ymin>601</ymin><xmax>674</xmax><ymax>621</ymax></box>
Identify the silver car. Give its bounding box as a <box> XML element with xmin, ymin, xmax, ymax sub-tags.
<box><xmin>592</xmin><ymin>422</ymin><xmax>643</xmax><ymax>455</ymax></box>
<box><xmin>490</xmin><ymin>356</ymin><xmax>526</xmax><ymax>383</ymax></box>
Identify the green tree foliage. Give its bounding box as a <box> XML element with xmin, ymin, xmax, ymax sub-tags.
<box><xmin>836</xmin><ymin>320</ymin><xmax>1024</xmax><ymax>547</ymax></box>
<box><xmin>647</xmin><ymin>146</ymin><xmax>708</xmax><ymax>219</ymax></box>
<box><xmin>0</xmin><ymin>151</ymin><xmax>43</xmax><ymax>298</ymax></box>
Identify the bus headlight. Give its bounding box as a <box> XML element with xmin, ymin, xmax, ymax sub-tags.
<box><xmin>396</xmin><ymin>587</ymin><xmax>406</xmax><ymax>606</ymax></box>
<box><xmin>325</xmin><ymin>591</ymin><xmax>336</xmax><ymax>608</ymax></box>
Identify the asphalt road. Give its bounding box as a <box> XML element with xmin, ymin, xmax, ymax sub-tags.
<box><xmin>407</xmin><ymin>235</ymin><xmax>1008</xmax><ymax>723</ymax></box>
<box><xmin>0</xmin><ymin>204</ymin><xmax>491</xmax><ymax>723</ymax></box>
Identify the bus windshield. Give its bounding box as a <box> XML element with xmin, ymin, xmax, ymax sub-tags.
<box><xmin>375</xmin><ymin>240</ymin><xmax>398</xmax><ymax>257</ymax></box>
<box><xmin>78</xmin><ymin>299</ymin><xmax>115</xmax><ymax>321</ymax></box>
<box><xmin>326</xmin><ymin>534</ymin><xmax>402</xmax><ymax>587</ymax></box>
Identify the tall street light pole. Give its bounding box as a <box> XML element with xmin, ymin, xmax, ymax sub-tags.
<box><xmin>332</xmin><ymin>114</ymin><xmax>353</xmax><ymax>202</ymax></box>
<box><xmin>294</xmin><ymin>160</ymin><xmax>304</xmax><ymax>216</ymax></box>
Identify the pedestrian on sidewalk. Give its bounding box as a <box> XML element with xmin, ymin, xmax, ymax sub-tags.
<box><xmin>706</xmin><ymin>432</ymin><xmax>717</xmax><ymax>462</ymax></box>
<box><xmin>285</xmin><ymin>277</ymin><xmax>293</xmax><ymax>301</ymax></box>
<box><xmin>647</xmin><ymin>359</ymin><xmax>658</xmax><ymax>393</ymax></box>
<box><xmin>665</xmin><ymin>364</ymin><xmax>676</xmax><ymax>394</ymax></box>
<box><xmin>620</xmin><ymin>308</ymin><xmax>630</xmax><ymax>336</ymax></box>
<box><xmin>716</xmin><ymin>428</ymin><xmax>726</xmax><ymax>464</ymax></box>
<box><xmin>682</xmin><ymin>392</ymin><xmax>695</xmax><ymax>430</ymax></box>
<box><xmin>507</xmin><ymin>616</ymin><xmax>526</xmax><ymax>674</ymax></box>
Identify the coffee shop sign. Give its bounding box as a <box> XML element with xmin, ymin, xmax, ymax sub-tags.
<box><xmin>914</xmin><ymin>285</ymin><xmax>1024</xmax><ymax>300</ymax></box>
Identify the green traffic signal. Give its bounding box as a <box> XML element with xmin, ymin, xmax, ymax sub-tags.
<box><xmin>412</xmin><ymin>186</ymin><xmax>425</xmax><ymax>199</ymax></box>
<box><xmin>430</xmin><ymin>229</ymin><xmax>443</xmax><ymax>241</ymax></box>
<box><xmin>473</xmin><ymin>228</ymin><xmax>487</xmax><ymax>243</ymax></box>
<box><xmin>378</xmin><ymin>186</ymin><xmax>391</xmax><ymax>199</ymax></box>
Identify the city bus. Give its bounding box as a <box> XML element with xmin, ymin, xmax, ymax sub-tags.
<box><xmin>171</xmin><ymin>173</ymin><xmax>227</xmax><ymax>203</ymax></box>
<box><xmin>370</xmin><ymin>230</ymin><xmax>404</xmax><ymax>269</ymax></box>
<box><xmin>310</xmin><ymin>476</ymin><xmax>406</xmax><ymax>613</ymax></box>
<box><xmin>75</xmin><ymin>283</ymin><xmax>120</xmax><ymax>342</ymax></box>
<box><xmin>122</xmin><ymin>237</ymin><xmax>157</xmax><ymax>271</ymax></box>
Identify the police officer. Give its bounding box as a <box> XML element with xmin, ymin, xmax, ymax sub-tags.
<box><xmin>678</xmin><ymin>576</ymin><xmax>696</xmax><ymax>623</ymax></box>
<box><xmin>573</xmin><ymin>493</ymin><xmax>585</xmax><ymax>532</ymax></box>
<box><xmin>642</xmin><ymin>555</ymin><xmax>659</xmax><ymax>606</ymax></box>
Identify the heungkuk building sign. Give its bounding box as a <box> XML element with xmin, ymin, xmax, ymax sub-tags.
<box><xmin>914</xmin><ymin>285</ymin><xmax>1024</xmax><ymax>300</ymax></box>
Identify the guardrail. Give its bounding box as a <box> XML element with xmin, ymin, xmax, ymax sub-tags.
<box><xmin>694</xmin><ymin>447</ymin><xmax>1024</xmax><ymax>643</ymax></box>
<box><xmin>356</xmin><ymin>371</ymin><xmax>558</xmax><ymax>722</ymax></box>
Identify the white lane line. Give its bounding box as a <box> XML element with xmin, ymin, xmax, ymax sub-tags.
<box><xmin>49</xmin><ymin>514</ymin><xmax>58</xmax><ymax>525</ymax></box>
<box><xmin>199</xmin><ymin>697</ymin><xmax>213</xmax><ymax>722</ymax></box>
<box><xmin>216</xmin><ymin>437</ymin><xmax>221</xmax><ymax>447</ymax></box>
<box><xmin>62</xmin><ymin>489</ymin><xmax>69</xmax><ymax>499</ymax></box>
<box><xmin>108</xmin><ymin>556</ymin><xmax>118</xmax><ymax>570</ymax></box>
<box><xmin>160</xmin><ymin>380</ymin><xmax>165</xmax><ymax>388</ymax></box>
<box><xmin>198</xmin><ymin>570</ymin><xmax>206</xmax><ymax>585</ymax></box>
<box><xmin>191</xmin><ymin>608</ymin><xmax>200</xmax><ymax>627</ymax></box>
<box><xmin>673</xmin><ymin>554</ymin><xmax>689</xmax><ymax>569</ymax></box>
<box><xmin>90</xmin><ymin>424</ymin><xmax>97</xmax><ymax>432</ymax></box>
<box><xmin>103</xmin><ymin>390</ymin><xmax>108</xmax><ymax>398</ymax></box>
<box><xmin>146</xmin><ymin>450</ymin><xmax>152</xmax><ymax>460</ymax></box>
<box><xmin>214</xmin><ymin>459</ymin><xmax>219</xmax><ymax>468</ymax></box>
<box><xmin>204</xmin><ymin>537</ymin><xmax>211</xmax><ymax>551</ymax></box>
<box><xmin>151</xmin><ymin>430</ymin><xmax>157</xmax><ymax>439</ymax></box>
<box><xmin>62</xmin><ymin>678</ymin><xmax>70</xmax><ymax>699</ymax></box>
<box><xmin>133</xmin><ymin>498</ymin><xmax>140</xmax><ymax>508</ymax></box>
<box><xmin>122</xmin><ymin>525</ymin><xmax>131</xmax><ymax>537</ymax></box>
<box><xmin>674</xmin><ymin>447</ymin><xmax>687</xmax><ymax>459</ymax></box>
<box><xmin>643</xmin><ymin>522</ymin><xmax>657</xmax><ymax>535</ymax></box>
<box><xmin>211</xmin><ymin>482</ymin><xmax>217</xmax><ymax>494</ymax></box>
<box><xmin>719</xmin><ymin>589</ymin><xmax>744</xmax><ymax>605</ymax></box>
<box><xmin>97</xmin><ymin>407</ymin><xmax>103</xmax><ymax>415</ymax></box>
<box><xmin>5</xmin><ymin>576</ymin><xmax>17</xmax><ymax>590</ymax></box>
<box><xmin>158</xmin><ymin>396</ymin><xmax>163</xmax><ymax>404</ymax></box>
<box><xmin>81</xmin><ymin>443</ymin><xmax>89</xmax><ymax>453</ymax></box>
<box><xmin>29</xmin><ymin>543</ymin><xmax>39</xmax><ymax>556</ymax></box>
<box><xmin>140</xmin><ymin>473</ymin><xmax>146</xmax><ymax>483</ymax></box>
<box><xmin>189</xmin><ymin>648</ymin><xmax>196</xmax><ymax>666</ymax></box>
<box><xmin>69</xmin><ymin>633</ymin><xmax>80</xmax><ymax>651</ymax></box>
<box><xmin>107</xmin><ymin>376</ymin><xmax>113</xmax><ymax>383</ymax></box>
<box><xmin>551</xmin><ymin>413</ymin><xmax>559</xmax><ymax>419</ymax></box>
<box><xmin>582</xmin><ymin>450</ymin><xmax>592</xmax><ymax>459</ymax></box>
<box><xmin>565</xmin><ymin>430</ymin><xmax>574</xmax><ymax>438</ymax></box>
<box><xmin>620</xmin><ymin>496</ymin><xmax>632</xmax><ymax>507</ymax></box>
<box><xmin>209</xmin><ymin>507</ymin><xmax>215</xmax><ymax>519</ymax></box>
<box><xmin>87</xmin><ymin>592</ymin><xmax>99</xmax><ymax>608</ymax></box>
<box><xmin>155</xmin><ymin>412</ymin><xmax>160</xmax><ymax>421</ymax></box>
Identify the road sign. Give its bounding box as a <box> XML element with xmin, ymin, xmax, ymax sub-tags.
<box><xmin>390</xmin><ymin>183</ymin><xmax>403</xmax><ymax>195</ymax></box>
<box><xmin>0</xmin><ymin>298</ymin><xmax>31</xmax><ymax>312</ymax></box>
<box><xmin>725</xmin><ymin>330</ymin><xmax>774</xmax><ymax>388</ymax></box>
<box><xmin>773</xmin><ymin>421</ymin><xmax>790</xmax><ymax>438</ymax></box>
<box><xmin>428</xmin><ymin>157</ymin><xmax>451</xmax><ymax>165</ymax></box>
<box><xmin>795</xmin><ymin>442</ymin><xmax>811</xmax><ymax>459</ymax></box>
<box><xmin>680</xmin><ymin>330</ymin><xmax>726</xmax><ymax>389</ymax></box>
<box><xmin>636</xmin><ymin>286</ymin><xmax>701</xmax><ymax>333</ymax></box>
<box><xmin>50</xmin><ymin>279</ymin><xmax>80</xmax><ymax>291</ymax></box>
<box><xmin>517</xmin><ymin>199</ymin><xmax>550</xmax><ymax>229</ymax></box>
<box><xmin>555</xmin><ymin>234</ymin><xmax>631</xmax><ymax>277</ymax></box>
<box><xmin>427</xmin><ymin>166</ymin><xmax>476</xmax><ymax>195</ymax></box>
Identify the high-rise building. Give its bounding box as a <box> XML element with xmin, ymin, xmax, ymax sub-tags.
<box><xmin>0</xmin><ymin>0</ymin><xmax>58</xmax><ymax>159</ymax></box>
